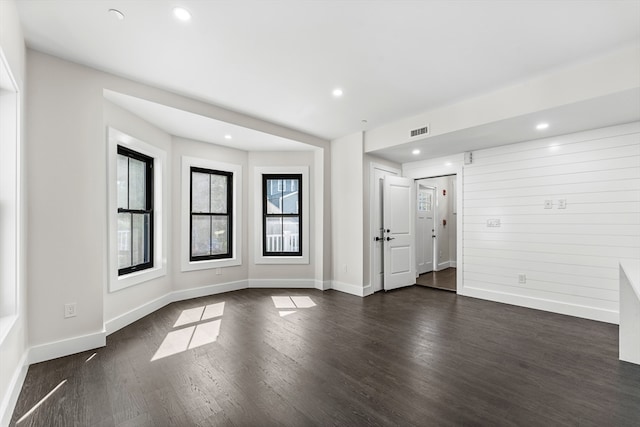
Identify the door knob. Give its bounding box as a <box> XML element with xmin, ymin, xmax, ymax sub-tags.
<box><xmin>386</xmin><ymin>237</ymin><xmax>395</xmax><ymax>241</ymax></box>
<box><xmin>374</xmin><ymin>237</ymin><xmax>382</xmax><ymax>241</ymax></box>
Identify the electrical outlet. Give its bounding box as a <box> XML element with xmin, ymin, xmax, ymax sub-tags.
<box><xmin>216</xmin><ymin>268</ymin><xmax>222</xmax><ymax>275</ymax></box>
<box><xmin>64</xmin><ymin>303</ymin><xmax>77</xmax><ymax>318</ymax></box>
<box><xmin>518</xmin><ymin>274</ymin><xmax>526</xmax><ymax>284</ymax></box>
<box><xmin>558</xmin><ymin>199</ymin><xmax>567</xmax><ymax>209</ymax></box>
<box><xmin>544</xmin><ymin>200</ymin><xmax>553</xmax><ymax>209</ymax></box>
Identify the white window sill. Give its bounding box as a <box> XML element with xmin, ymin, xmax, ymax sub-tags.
<box><xmin>181</xmin><ymin>257</ymin><xmax>241</xmax><ymax>272</ymax></box>
<box><xmin>0</xmin><ymin>314</ymin><xmax>18</xmax><ymax>346</ymax></box>
<box><xmin>255</xmin><ymin>256</ymin><xmax>309</xmax><ymax>265</ymax></box>
<box><xmin>110</xmin><ymin>265</ymin><xmax>166</xmax><ymax>292</ymax></box>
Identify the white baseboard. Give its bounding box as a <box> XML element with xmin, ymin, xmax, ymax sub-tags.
<box><xmin>362</xmin><ymin>284</ymin><xmax>374</xmax><ymax>297</ymax></box>
<box><xmin>248</xmin><ymin>279</ymin><xmax>315</xmax><ymax>288</ymax></box>
<box><xmin>450</xmin><ymin>261</ymin><xmax>457</xmax><ymax>268</ymax></box>
<box><xmin>436</xmin><ymin>261</ymin><xmax>451</xmax><ymax>271</ymax></box>
<box><xmin>29</xmin><ymin>330</ymin><xmax>106</xmax><ymax>365</ymax></box>
<box><xmin>172</xmin><ymin>280</ymin><xmax>247</xmax><ymax>301</ymax></box>
<box><xmin>315</xmin><ymin>280</ymin><xmax>331</xmax><ymax>291</ymax></box>
<box><xmin>105</xmin><ymin>293</ymin><xmax>173</xmax><ymax>335</ymax></box>
<box><xmin>331</xmin><ymin>281</ymin><xmax>367</xmax><ymax>297</ymax></box>
<box><xmin>0</xmin><ymin>352</ymin><xmax>28</xmax><ymax>427</ymax></box>
<box><xmin>461</xmin><ymin>286</ymin><xmax>619</xmax><ymax>324</ymax></box>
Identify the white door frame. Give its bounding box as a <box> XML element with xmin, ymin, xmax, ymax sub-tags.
<box><xmin>369</xmin><ymin>162</ymin><xmax>401</xmax><ymax>293</ymax></box>
<box><xmin>403</xmin><ymin>164</ymin><xmax>464</xmax><ymax>295</ymax></box>
<box><xmin>416</xmin><ymin>183</ymin><xmax>436</xmax><ymax>276</ymax></box>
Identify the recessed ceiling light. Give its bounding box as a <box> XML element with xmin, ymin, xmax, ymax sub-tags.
<box><xmin>536</xmin><ymin>122</ymin><xmax>549</xmax><ymax>130</ymax></box>
<box><xmin>108</xmin><ymin>9</ymin><xmax>125</xmax><ymax>20</ymax></box>
<box><xmin>224</xmin><ymin>134</ymin><xmax>232</xmax><ymax>140</ymax></box>
<box><xmin>173</xmin><ymin>7</ymin><xmax>192</xmax><ymax>21</ymax></box>
<box><xmin>412</xmin><ymin>149</ymin><xmax>420</xmax><ymax>155</ymax></box>
<box><xmin>332</xmin><ymin>88</ymin><xmax>343</xmax><ymax>97</ymax></box>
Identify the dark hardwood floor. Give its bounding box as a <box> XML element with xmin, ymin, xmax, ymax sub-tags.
<box><xmin>416</xmin><ymin>267</ymin><xmax>456</xmax><ymax>292</ymax></box>
<box><xmin>11</xmin><ymin>287</ymin><xmax>640</xmax><ymax>426</ymax></box>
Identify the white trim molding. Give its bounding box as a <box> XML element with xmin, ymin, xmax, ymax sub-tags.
<box><xmin>181</xmin><ymin>156</ymin><xmax>243</xmax><ymax>271</ymax></box>
<box><xmin>107</xmin><ymin>127</ymin><xmax>168</xmax><ymax>292</ymax></box>
<box><xmin>0</xmin><ymin>351</ymin><xmax>27</xmax><ymax>427</ymax></box>
<box><xmin>460</xmin><ymin>286</ymin><xmax>618</xmax><ymax>324</ymax></box>
<box><xmin>29</xmin><ymin>331</ymin><xmax>107</xmax><ymax>365</ymax></box>
<box><xmin>331</xmin><ymin>281</ymin><xmax>369</xmax><ymax>297</ymax></box>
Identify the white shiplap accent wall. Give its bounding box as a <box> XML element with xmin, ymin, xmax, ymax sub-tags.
<box><xmin>462</xmin><ymin>122</ymin><xmax>640</xmax><ymax>324</ymax></box>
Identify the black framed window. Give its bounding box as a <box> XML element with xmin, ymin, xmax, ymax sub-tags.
<box><xmin>117</xmin><ymin>146</ymin><xmax>153</xmax><ymax>275</ymax></box>
<box><xmin>263</xmin><ymin>174</ymin><xmax>302</xmax><ymax>256</ymax></box>
<box><xmin>190</xmin><ymin>167</ymin><xmax>233</xmax><ymax>261</ymax></box>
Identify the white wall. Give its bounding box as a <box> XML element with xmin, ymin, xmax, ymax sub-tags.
<box><xmin>406</xmin><ymin>122</ymin><xmax>640</xmax><ymax>323</ymax></box>
<box><xmin>331</xmin><ymin>132</ymin><xmax>364</xmax><ymax>294</ymax></box>
<box><xmin>24</xmin><ymin>50</ymin><xmax>330</xmax><ymax>362</ymax></box>
<box><xmin>103</xmin><ymin>101</ymin><xmax>173</xmax><ymax>322</ymax></box>
<box><xmin>248</xmin><ymin>151</ymin><xmax>316</xmax><ymax>283</ymax></box>
<box><xmin>0</xmin><ymin>1</ymin><xmax>27</xmax><ymax>425</ymax></box>
<box><xmin>171</xmin><ymin>136</ymin><xmax>249</xmax><ymax>292</ymax></box>
<box><xmin>462</xmin><ymin>122</ymin><xmax>639</xmax><ymax>323</ymax></box>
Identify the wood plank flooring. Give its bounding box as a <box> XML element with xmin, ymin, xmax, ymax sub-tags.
<box><xmin>416</xmin><ymin>267</ymin><xmax>457</xmax><ymax>292</ymax></box>
<box><xmin>11</xmin><ymin>287</ymin><xmax>640</xmax><ymax>426</ymax></box>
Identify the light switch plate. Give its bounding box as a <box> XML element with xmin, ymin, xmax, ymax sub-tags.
<box><xmin>558</xmin><ymin>199</ymin><xmax>567</xmax><ymax>209</ymax></box>
<box><xmin>544</xmin><ymin>200</ymin><xmax>553</xmax><ymax>209</ymax></box>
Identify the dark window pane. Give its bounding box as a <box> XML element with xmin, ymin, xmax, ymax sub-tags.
<box><xmin>128</xmin><ymin>157</ymin><xmax>146</xmax><ymax>210</ymax></box>
<box><xmin>192</xmin><ymin>215</ymin><xmax>211</xmax><ymax>257</ymax></box>
<box><xmin>117</xmin><ymin>155</ymin><xmax>129</xmax><ymax>209</ymax></box>
<box><xmin>282</xmin><ymin>217</ymin><xmax>300</xmax><ymax>252</ymax></box>
<box><xmin>118</xmin><ymin>213</ymin><xmax>131</xmax><ymax>269</ymax></box>
<box><xmin>211</xmin><ymin>217</ymin><xmax>229</xmax><ymax>255</ymax></box>
<box><xmin>210</xmin><ymin>174</ymin><xmax>227</xmax><ymax>214</ymax></box>
<box><xmin>192</xmin><ymin>172</ymin><xmax>210</xmax><ymax>213</ymax></box>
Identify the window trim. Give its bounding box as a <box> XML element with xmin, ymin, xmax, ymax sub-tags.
<box><xmin>254</xmin><ymin>166</ymin><xmax>309</xmax><ymax>265</ymax></box>
<box><xmin>117</xmin><ymin>145</ymin><xmax>155</xmax><ymax>275</ymax></box>
<box><xmin>108</xmin><ymin>128</ymin><xmax>167</xmax><ymax>292</ymax></box>
<box><xmin>181</xmin><ymin>156</ymin><xmax>242</xmax><ymax>271</ymax></box>
<box><xmin>189</xmin><ymin>166</ymin><xmax>233</xmax><ymax>262</ymax></box>
<box><xmin>262</xmin><ymin>174</ymin><xmax>303</xmax><ymax>257</ymax></box>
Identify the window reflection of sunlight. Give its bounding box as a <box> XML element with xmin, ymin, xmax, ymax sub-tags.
<box><xmin>290</xmin><ymin>296</ymin><xmax>316</xmax><ymax>308</ymax></box>
<box><xmin>174</xmin><ymin>306</ymin><xmax>205</xmax><ymax>327</ymax></box>
<box><xmin>271</xmin><ymin>296</ymin><xmax>296</xmax><ymax>309</ymax></box>
<box><xmin>153</xmin><ymin>302</ymin><xmax>226</xmax><ymax>361</ymax></box>
<box><xmin>152</xmin><ymin>326</ymin><xmax>196</xmax><ymax>361</ymax></box>
<box><xmin>85</xmin><ymin>353</ymin><xmax>97</xmax><ymax>362</ymax></box>
<box><xmin>16</xmin><ymin>379</ymin><xmax>67</xmax><ymax>424</ymax></box>
<box><xmin>271</xmin><ymin>295</ymin><xmax>316</xmax><ymax>316</ymax></box>
<box><xmin>202</xmin><ymin>302</ymin><xmax>225</xmax><ymax>320</ymax></box>
<box><xmin>279</xmin><ymin>310</ymin><xmax>297</xmax><ymax>317</ymax></box>
<box><xmin>173</xmin><ymin>302</ymin><xmax>225</xmax><ymax>327</ymax></box>
<box><xmin>190</xmin><ymin>319</ymin><xmax>222</xmax><ymax>349</ymax></box>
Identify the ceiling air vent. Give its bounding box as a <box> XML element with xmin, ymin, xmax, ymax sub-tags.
<box><xmin>410</xmin><ymin>125</ymin><xmax>430</xmax><ymax>138</ymax></box>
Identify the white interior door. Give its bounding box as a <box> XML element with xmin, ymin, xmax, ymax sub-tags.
<box><xmin>372</xmin><ymin>166</ymin><xmax>398</xmax><ymax>292</ymax></box>
<box><xmin>416</xmin><ymin>185</ymin><xmax>435</xmax><ymax>275</ymax></box>
<box><xmin>383</xmin><ymin>176</ymin><xmax>415</xmax><ymax>291</ymax></box>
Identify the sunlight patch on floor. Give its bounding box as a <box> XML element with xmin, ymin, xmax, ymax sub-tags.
<box><xmin>16</xmin><ymin>380</ymin><xmax>67</xmax><ymax>424</ymax></box>
<box><xmin>271</xmin><ymin>295</ymin><xmax>316</xmax><ymax>317</ymax></box>
<box><xmin>153</xmin><ymin>302</ymin><xmax>225</xmax><ymax>361</ymax></box>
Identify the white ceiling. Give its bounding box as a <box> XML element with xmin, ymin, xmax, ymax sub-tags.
<box><xmin>104</xmin><ymin>90</ymin><xmax>314</xmax><ymax>151</ymax></box>
<box><xmin>374</xmin><ymin>88</ymin><xmax>640</xmax><ymax>164</ymax></box>
<box><xmin>16</xmin><ymin>0</ymin><xmax>640</xmax><ymax>145</ymax></box>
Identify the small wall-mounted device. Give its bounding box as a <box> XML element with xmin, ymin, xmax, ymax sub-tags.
<box><xmin>443</xmin><ymin>189</ymin><xmax>446</xmax><ymax>196</ymax></box>
<box><xmin>443</xmin><ymin>219</ymin><xmax>447</xmax><ymax>227</ymax></box>
<box><xmin>464</xmin><ymin>151</ymin><xmax>473</xmax><ymax>165</ymax></box>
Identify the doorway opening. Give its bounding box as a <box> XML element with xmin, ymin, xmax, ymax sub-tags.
<box><xmin>415</xmin><ymin>174</ymin><xmax>457</xmax><ymax>292</ymax></box>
